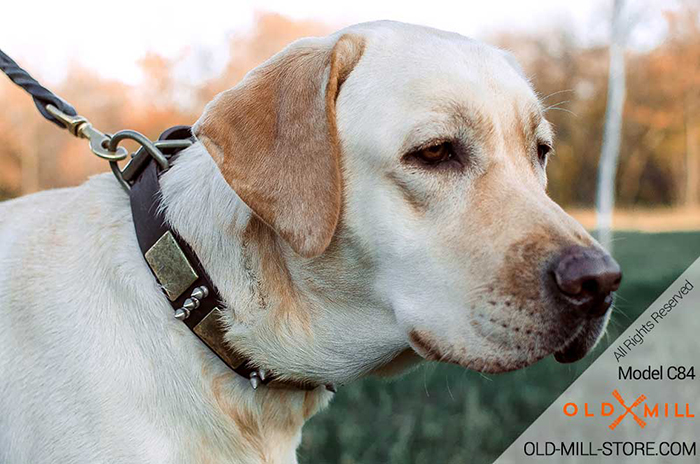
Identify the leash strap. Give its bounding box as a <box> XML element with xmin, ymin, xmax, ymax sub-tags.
<box><xmin>0</xmin><ymin>48</ymin><xmax>77</xmax><ymax>127</ymax></box>
<box><xmin>0</xmin><ymin>49</ymin><xmax>130</xmax><ymax>163</ymax></box>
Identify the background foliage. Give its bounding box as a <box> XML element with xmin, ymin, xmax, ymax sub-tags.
<box><xmin>0</xmin><ymin>7</ymin><xmax>699</xmax><ymax>208</ymax></box>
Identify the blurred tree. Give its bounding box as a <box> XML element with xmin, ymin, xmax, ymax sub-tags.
<box><xmin>0</xmin><ymin>10</ymin><xmax>698</xmax><ymax>218</ymax></box>
<box><xmin>668</xmin><ymin>3</ymin><xmax>700</xmax><ymax>208</ymax></box>
<box><xmin>621</xmin><ymin>2</ymin><xmax>700</xmax><ymax>207</ymax></box>
<box><xmin>195</xmin><ymin>12</ymin><xmax>330</xmax><ymax>107</ymax></box>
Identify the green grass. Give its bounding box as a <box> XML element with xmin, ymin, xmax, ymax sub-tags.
<box><xmin>300</xmin><ymin>231</ymin><xmax>700</xmax><ymax>464</ymax></box>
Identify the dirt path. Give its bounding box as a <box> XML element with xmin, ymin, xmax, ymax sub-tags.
<box><xmin>569</xmin><ymin>207</ymin><xmax>700</xmax><ymax>232</ymax></box>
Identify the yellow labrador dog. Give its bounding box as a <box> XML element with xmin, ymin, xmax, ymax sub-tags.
<box><xmin>0</xmin><ymin>21</ymin><xmax>620</xmax><ymax>464</ymax></box>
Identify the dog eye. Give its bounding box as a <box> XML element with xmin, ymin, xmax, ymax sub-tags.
<box><xmin>537</xmin><ymin>143</ymin><xmax>552</xmax><ymax>164</ymax></box>
<box><xmin>410</xmin><ymin>142</ymin><xmax>455</xmax><ymax>165</ymax></box>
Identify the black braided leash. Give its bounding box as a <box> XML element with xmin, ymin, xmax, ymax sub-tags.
<box><xmin>0</xmin><ymin>49</ymin><xmax>78</xmax><ymax>128</ymax></box>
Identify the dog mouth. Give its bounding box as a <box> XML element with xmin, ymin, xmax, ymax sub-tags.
<box><xmin>408</xmin><ymin>308</ymin><xmax>609</xmax><ymax>373</ymax></box>
<box><xmin>553</xmin><ymin>325</ymin><xmax>588</xmax><ymax>363</ymax></box>
<box><xmin>553</xmin><ymin>315</ymin><xmax>607</xmax><ymax>364</ymax></box>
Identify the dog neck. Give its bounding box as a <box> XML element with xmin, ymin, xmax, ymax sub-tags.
<box><xmin>160</xmin><ymin>141</ymin><xmax>409</xmax><ymax>375</ymax></box>
<box><xmin>157</xmin><ymin>142</ymin><xmax>415</xmax><ymax>460</ymax></box>
<box><xmin>158</xmin><ymin>143</ymin><xmax>335</xmax><ymax>462</ymax></box>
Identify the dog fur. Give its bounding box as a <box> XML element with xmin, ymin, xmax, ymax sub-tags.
<box><xmin>0</xmin><ymin>21</ymin><xmax>609</xmax><ymax>463</ymax></box>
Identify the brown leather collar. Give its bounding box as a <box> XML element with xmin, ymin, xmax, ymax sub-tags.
<box><xmin>128</xmin><ymin>126</ymin><xmax>330</xmax><ymax>392</ymax></box>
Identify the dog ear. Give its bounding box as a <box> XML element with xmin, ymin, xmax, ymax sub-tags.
<box><xmin>194</xmin><ymin>34</ymin><xmax>365</xmax><ymax>258</ymax></box>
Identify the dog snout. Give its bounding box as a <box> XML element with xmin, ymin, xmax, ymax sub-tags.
<box><xmin>550</xmin><ymin>245</ymin><xmax>622</xmax><ymax>317</ymax></box>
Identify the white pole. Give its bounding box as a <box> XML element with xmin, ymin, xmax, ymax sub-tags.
<box><xmin>596</xmin><ymin>0</ymin><xmax>628</xmax><ymax>252</ymax></box>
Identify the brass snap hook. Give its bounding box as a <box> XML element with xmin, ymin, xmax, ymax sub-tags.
<box><xmin>45</xmin><ymin>104</ymin><xmax>129</xmax><ymax>162</ymax></box>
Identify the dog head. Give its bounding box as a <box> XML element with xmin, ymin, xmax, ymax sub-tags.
<box><xmin>193</xmin><ymin>21</ymin><xmax>621</xmax><ymax>383</ymax></box>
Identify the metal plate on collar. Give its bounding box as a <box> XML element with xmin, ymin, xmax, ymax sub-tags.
<box><xmin>145</xmin><ymin>231</ymin><xmax>198</xmax><ymax>301</ymax></box>
<box><xmin>193</xmin><ymin>307</ymin><xmax>245</xmax><ymax>369</ymax></box>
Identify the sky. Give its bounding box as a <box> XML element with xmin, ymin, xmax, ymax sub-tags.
<box><xmin>1</xmin><ymin>0</ymin><xmax>673</xmax><ymax>86</ymax></box>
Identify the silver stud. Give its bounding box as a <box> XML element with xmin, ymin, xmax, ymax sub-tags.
<box><xmin>191</xmin><ymin>286</ymin><xmax>209</xmax><ymax>300</ymax></box>
<box><xmin>183</xmin><ymin>297</ymin><xmax>199</xmax><ymax>310</ymax></box>
<box><xmin>325</xmin><ymin>383</ymin><xmax>337</xmax><ymax>393</ymax></box>
<box><xmin>174</xmin><ymin>308</ymin><xmax>190</xmax><ymax>320</ymax></box>
<box><xmin>249</xmin><ymin>371</ymin><xmax>261</xmax><ymax>390</ymax></box>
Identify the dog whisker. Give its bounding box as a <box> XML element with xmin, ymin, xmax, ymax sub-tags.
<box><xmin>545</xmin><ymin>106</ymin><xmax>579</xmax><ymax>118</ymax></box>
<box><xmin>544</xmin><ymin>100</ymin><xmax>571</xmax><ymax>110</ymax></box>
<box><xmin>611</xmin><ymin>303</ymin><xmax>631</xmax><ymax>321</ymax></box>
<box><xmin>540</xmin><ymin>88</ymin><xmax>574</xmax><ymax>101</ymax></box>
<box><xmin>423</xmin><ymin>366</ymin><xmax>430</xmax><ymax>398</ymax></box>
<box><xmin>445</xmin><ymin>374</ymin><xmax>455</xmax><ymax>401</ymax></box>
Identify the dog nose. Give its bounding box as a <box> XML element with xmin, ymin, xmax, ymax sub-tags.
<box><xmin>551</xmin><ymin>246</ymin><xmax>622</xmax><ymax>317</ymax></box>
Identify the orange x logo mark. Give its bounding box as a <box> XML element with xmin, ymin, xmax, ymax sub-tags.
<box><xmin>609</xmin><ymin>389</ymin><xmax>646</xmax><ymax>430</ymax></box>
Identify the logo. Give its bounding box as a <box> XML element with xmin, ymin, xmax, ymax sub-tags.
<box><xmin>609</xmin><ymin>389</ymin><xmax>646</xmax><ymax>430</ymax></box>
<box><xmin>563</xmin><ymin>390</ymin><xmax>694</xmax><ymax>430</ymax></box>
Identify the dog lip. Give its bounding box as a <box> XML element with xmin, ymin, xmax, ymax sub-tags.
<box><xmin>554</xmin><ymin>337</ymin><xmax>588</xmax><ymax>364</ymax></box>
<box><xmin>553</xmin><ymin>318</ymin><xmax>600</xmax><ymax>364</ymax></box>
<box><xmin>407</xmin><ymin>329</ymin><xmax>442</xmax><ymax>361</ymax></box>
